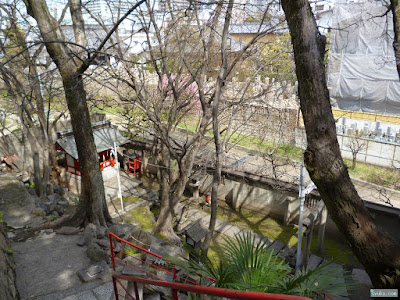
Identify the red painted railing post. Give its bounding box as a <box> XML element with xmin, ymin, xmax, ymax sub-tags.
<box><xmin>172</xmin><ymin>267</ymin><xmax>178</xmax><ymax>300</ymax></box>
<box><xmin>134</xmin><ymin>282</ymin><xmax>140</xmax><ymax>300</ymax></box>
<box><xmin>112</xmin><ymin>276</ymin><xmax>120</xmax><ymax>300</ymax></box>
<box><xmin>109</xmin><ymin>233</ymin><xmax>116</xmax><ymax>270</ymax></box>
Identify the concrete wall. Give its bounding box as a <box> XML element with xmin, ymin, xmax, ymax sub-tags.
<box><xmin>198</xmin><ymin>170</ymin><xmax>299</xmax><ymax>219</ymax></box>
<box><xmin>195</xmin><ymin>169</ymin><xmax>400</xmax><ymax>242</ymax></box>
<box><xmin>135</xmin><ymin>139</ymin><xmax>400</xmax><ymax>242</ymax></box>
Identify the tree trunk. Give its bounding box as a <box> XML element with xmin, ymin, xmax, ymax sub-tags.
<box><xmin>29</xmin><ymin>65</ymin><xmax>50</xmax><ymax>198</ymax></box>
<box><xmin>151</xmin><ymin>146</ymin><xmax>180</xmax><ymax>243</ymax></box>
<box><xmin>33</xmin><ymin>152</ymin><xmax>41</xmax><ymax>196</ymax></box>
<box><xmin>151</xmin><ymin>129</ymin><xmax>204</xmax><ymax>242</ymax></box>
<box><xmin>0</xmin><ymin>5</ymin><xmax>51</xmax><ymax>198</ymax></box>
<box><xmin>392</xmin><ymin>0</ymin><xmax>400</xmax><ymax>78</ymax></box>
<box><xmin>49</xmin><ymin>132</ymin><xmax>62</xmax><ymax>185</ymax></box>
<box><xmin>151</xmin><ymin>179</ymin><xmax>176</xmax><ymax>241</ymax></box>
<box><xmin>63</xmin><ymin>73</ymin><xmax>112</xmax><ymax>227</ymax></box>
<box><xmin>352</xmin><ymin>155</ymin><xmax>357</xmax><ymax>169</ymax></box>
<box><xmin>281</xmin><ymin>0</ymin><xmax>400</xmax><ymax>288</ymax></box>
<box><xmin>24</xmin><ymin>0</ymin><xmax>112</xmax><ymax>227</ymax></box>
<box><xmin>201</xmin><ymin>0</ymin><xmax>234</xmax><ymax>256</ymax></box>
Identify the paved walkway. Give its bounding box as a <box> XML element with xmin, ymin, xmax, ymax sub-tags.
<box><xmin>63</xmin><ymin>169</ymin><xmax>143</xmax><ymax>201</ymax></box>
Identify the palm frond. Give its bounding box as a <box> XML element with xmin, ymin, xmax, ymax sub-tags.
<box><xmin>167</xmin><ymin>232</ymin><xmax>353</xmax><ymax>298</ymax></box>
<box><xmin>277</xmin><ymin>261</ymin><xmax>357</xmax><ymax>297</ymax></box>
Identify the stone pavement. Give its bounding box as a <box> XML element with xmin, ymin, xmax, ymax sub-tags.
<box><xmin>37</xmin><ymin>281</ymin><xmax>114</xmax><ymax>300</ymax></box>
<box><xmin>63</xmin><ymin>170</ymin><xmax>142</xmax><ymax>201</ymax></box>
<box><xmin>13</xmin><ymin>233</ymin><xmax>114</xmax><ymax>300</ymax></box>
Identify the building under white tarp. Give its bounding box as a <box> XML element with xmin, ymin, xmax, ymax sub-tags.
<box><xmin>327</xmin><ymin>2</ymin><xmax>400</xmax><ymax>116</ymax></box>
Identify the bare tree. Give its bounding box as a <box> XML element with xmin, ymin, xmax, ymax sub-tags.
<box><xmin>84</xmin><ymin>0</ymin><xmax>281</xmax><ymax>241</ymax></box>
<box><xmin>0</xmin><ymin>2</ymin><xmax>67</xmax><ymax>197</ymax></box>
<box><xmin>346</xmin><ymin>130</ymin><xmax>366</xmax><ymax>169</ymax></box>
<box><xmin>22</xmin><ymin>0</ymin><xmax>144</xmax><ymax>227</ymax></box>
<box><xmin>282</xmin><ymin>0</ymin><xmax>400</xmax><ymax>288</ymax></box>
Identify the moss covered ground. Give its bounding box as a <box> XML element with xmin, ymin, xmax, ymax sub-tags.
<box><xmin>124</xmin><ymin>205</ymin><xmax>155</xmax><ymax>232</ymax></box>
<box><xmin>202</xmin><ymin>200</ymin><xmax>360</xmax><ymax>267</ymax></box>
<box><xmin>121</xmin><ymin>175</ymin><xmax>359</xmax><ymax>267</ymax></box>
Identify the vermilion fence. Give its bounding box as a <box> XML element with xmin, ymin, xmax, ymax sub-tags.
<box><xmin>112</xmin><ymin>274</ymin><xmax>313</xmax><ymax>300</ymax></box>
<box><xmin>109</xmin><ymin>232</ymin><xmax>201</xmax><ymax>285</ymax></box>
<box><xmin>109</xmin><ymin>232</ymin><xmax>319</xmax><ymax>300</ymax></box>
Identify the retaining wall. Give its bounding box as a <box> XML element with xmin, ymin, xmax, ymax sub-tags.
<box><xmin>192</xmin><ymin>168</ymin><xmax>400</xmax><ymax>242</ymax></box>
<box><xmin>197</xmin><ymin>170</ymin><xmax>299</xmax><ymax>219</ymax></box>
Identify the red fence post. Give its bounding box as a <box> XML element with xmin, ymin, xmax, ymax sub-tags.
<box><xmin>112</xmin><ymin>276</ymin><xmax>120</xmax><ymax>300</ymax></box>
<box><xmin>172</xmin><ymin>267</ymin><xmax>178</xmax><ymax>300</ymax></box>
<box><xmin>134</xmin><ymin>282</ymin><xmax>140</xmax><ymax>300</ymax></box>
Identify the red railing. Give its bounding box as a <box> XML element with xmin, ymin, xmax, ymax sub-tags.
<box><xmin>109</xmin><ymin>232</ymin><xmax>201</xmax><ymax>285</ymax></box>
<box><xmin>128</xmin><ymin>157</ymin><xmax>141</xmax><ymax>175</ymax></box>
<box><xmin>100</xmin><ymin>158</ymin><xmax>115</xmax><ymax>171</ymax></box>
<box><xmin>112</xmin><ymin>274</ymin><xmax>312</xmax><ymax>300</ymax></box>
<box><xmin>109</xmin><ymin>233</ymin><xmax>315</xmax><ymax>300</ymax></box>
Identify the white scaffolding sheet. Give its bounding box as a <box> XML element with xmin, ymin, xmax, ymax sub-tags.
<box><xmin>328</xmin><ymin>2</ymin><xmax>400</xmax><ymax>115</ymax></box>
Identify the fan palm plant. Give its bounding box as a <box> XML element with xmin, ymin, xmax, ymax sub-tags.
<box><xmin>169</xmin><ymin>232</ymin><xmax>356</xmax><ymax>298</ymax></box>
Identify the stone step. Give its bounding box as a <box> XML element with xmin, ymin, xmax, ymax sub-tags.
<box><xmin>307</xmin><ymin>254</ymin><xmax>323</xmax><ymax>271</ymax></box>
<box><xmin>268</xmin><ymin>240</ymin><xmax>285</xmax><ymax>254</ymax></box>
<box><xmin>223</xmin><ymin>224</ymin><xmax>244</xmax><ymax>238</ymax></box>
<box><xmin>37</xmin><ymin>281</ymin><xmax>113</xmax><ymax>300</ymax></box>
<box><xmin>109</xmin><ymin>200</ymin><xmax>147</xmax><ymax>218</ymax></box>
<box><xmin>144</xmin><ymin>293</ymin><xmax>162</xmax><ymax>300</ymax></box>
<box><xmin>214</xmin><ymin>221</ymin><xmax>233</xmax><ymax>234</ymax></box>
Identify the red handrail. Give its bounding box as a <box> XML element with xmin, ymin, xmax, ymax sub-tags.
<box><xmin>323</xmin><ymin>294</ymin><xmax>335</xmax><ymax>300</ymax></box>
<box><xmin>109</xmin><ymin>232</ymin><xmax>165</xmax><ymax>270</ymax></box>
<box><xmin>112</xmin><ymin>274</ymin><xmax>313</xmax><ymax>300</ymax></box>
<box><xmin>109</xmin><ymin>232</ymin><xmax>214</xmax><ymax>285</ymax></box>
<box><xmin>109</xmin><ymin>233</ymin><xmax>331</xmax><ymax>300</ymax></box>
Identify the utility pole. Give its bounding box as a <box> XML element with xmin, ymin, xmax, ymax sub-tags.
<box><xmin>296</xmin><ymin>154</ymin><xmax>305</xmax><ymax>271</ymax></box>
